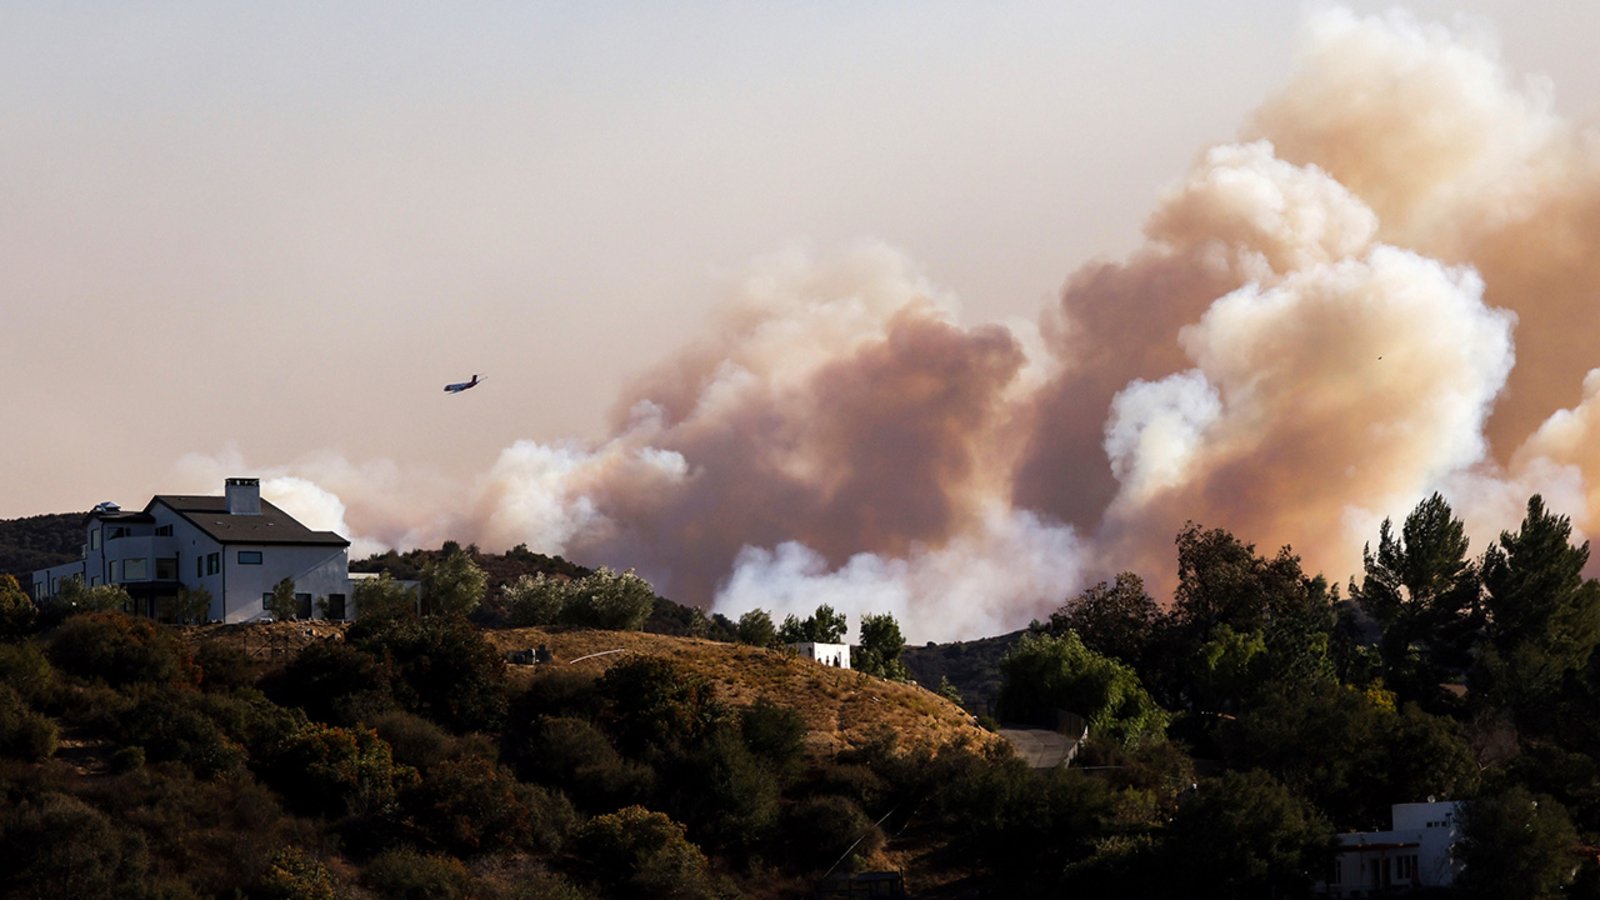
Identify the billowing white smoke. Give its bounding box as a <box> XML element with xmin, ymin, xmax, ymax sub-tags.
<box><xmin>714</xmin><ymin>503</ymin><xmax>1083</xmax><ymax>643</ymax></box>
<box><xmin>173</xmin><ymin>8</ymin><xmax>1600</xmax><ymax>640</ymax></box>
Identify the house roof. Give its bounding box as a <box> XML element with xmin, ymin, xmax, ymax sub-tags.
<box><xmin>149</xmin><ymin>495</ymin><xmax>350</xmax><ymax>547</ymax></box>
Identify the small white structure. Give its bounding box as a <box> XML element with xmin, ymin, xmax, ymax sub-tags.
<box><xmin>1316</xmin><ymin>801</ymin><xmax>1462</xmax><ymax>896</ymax></box>
<box><xmin>32</xmin><ymin>478</ymin><xmax>357</xmax><ymax>623</ymax></box>
<box><xmin>791</xmin><ymin>641</ymin><xmax>850</xmax><ymax>670</ymax></box>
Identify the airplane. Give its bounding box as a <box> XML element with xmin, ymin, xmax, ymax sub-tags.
<box><xmin>443</xmin><ymin>374</ymin><xmax>484</xmax><ymax>394</ymax></box>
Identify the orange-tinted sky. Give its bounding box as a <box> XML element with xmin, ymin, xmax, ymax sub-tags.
<box><xmin>9</xmin><ymin>4</ymin><xmax>1600</xmax><ymax>640</ymax></box>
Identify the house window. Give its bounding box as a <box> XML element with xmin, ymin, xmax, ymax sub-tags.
<box><xmin>109</xmin><ymin>527</ymin><xmax>128</xmax><ymax>539</ymax></box>
<box><xmin>197</xmin><ymin>557</ymin><xmax>204</xmax><ymax>578</ymax></box>
<box><xmin>123</xmin><ymin>558</ymin><xmax>149</xmax><ymax>581</ymax></box>
<box><xmin>295</xmin><ymin>593</ymin><xmax>313</xmax><ymax>620</ymax></box>
<box><xmin>155</xmin><ymin>558</ymin><xmax>178</xmax><ymax>580</ymax></box>
<box><xmin>90</xmin><ymin>529</ymin><xmax>101</xmax><ymax>550</ymax></box>
<box><xmin>109</xmin><ymin>561</ymin><xmax>120</xmax><ymax>580</ymax></box>
<box><xmin>326</xmin><ymin>593</ymin><xmax>346</xmax><ymax>621</ymax></box>
<box><xmin>238</xmin><ymin>550</ymin><xmax>263</xmax><ymax>565</ymax></box>
<box><xmin>206</xmin><ymin>552</ymin><xmax>220</xmax><ymax>575</ymax></box>
<box><xmin>155</xmin><ymin>525</ymin><xmax>173</xmax><ymax>536</ymax></box>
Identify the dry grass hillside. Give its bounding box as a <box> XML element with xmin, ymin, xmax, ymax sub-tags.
<box><xmin>490</xmin><ymin>627</ymin><xmax>1000</xmax><ymax>756</ymax></box>
<box><xmin>187</xmin><ymin>621</ymin><xmax>999</xmax><ymax>757</ymax></box>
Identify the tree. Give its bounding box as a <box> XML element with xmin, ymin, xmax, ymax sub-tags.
<box><xmin>0</xmin><ymin>574</ymin><xmax>37</xmax><ymax>640</ymax></box>
<box><xmin>260</xmin><ymin>721</ymin><xmax>418</xmax><ymax>820</ymax></box>
<box><xmin>419</xmin><ymin>546</ymin><xmax>487</xmax><ymax>618</ymax></box>
<box><xmin>1171</xmin><ymin>524</ymin><xmax>1333</xmax><ymax>640</ymax></box>
<box><xmin>1478</xmin><ymin>495</ymin><xmax>1600</xmax><ymax>712</ymax></box>
<box><xmin>267</xmin><ymin>578</ymin><xmax>299</xmax><ymax>622</ymax></box>
<box><xmin>997</xmin><ymin>631</ymin><xmax>1169</xmax><ymax>747</ymax></box>
<box><xmin>735</xmin><ymin>609</ymin><xmax>777</xmax><ymax>648</ymax></box>
<box><xmin>1152</xmin><ymin>525</ymin><xmax>1337</xmax><ymax>713</ymax></box>
<box><xmin>173</xmin><ymin>586</ymin><xmax>213</xmax><ymax>625</ymax></box>
<box><xmin>572</xmin><ymin>806</ymin><xmax>716</xmax><ymax>900</ymax></box>
<box><xmin>502</xmin><ymin>573</ymin><xmax>574</xmax><ymax>627</ymax></box>
<box><xmin>1164</xmin><ymin>770</ymin><xmax>1336</xmax><ymax>900</ymax></box>
<box><xmin>1350</xmin><ymin>493</ymin><xmax>1481</xmax><ymax>698</ymax></box>
<box><xmin>346</xmin><ymin>614</ymin><xmax>507</xmax><ymax>733</ymax></box>
<box><xmin>353</xmin><ymin>573</ymin><xmax>418</xmax><ymax>620</ymax></box>
<box><xmin>1457</xmin><ymin>785</ymin><xmax>1580</xmax><ymax>900</ymax></box>
<box><xmin>563</xmin><ymin>568</ymin><xmax>655</xmax><ymax>631</ymax></box>
<box><xmin>855</xmin><ymin>612</ymin><xmax>909</xmax><ymax>680</ymax></box>
<box><xmin>1048</xmin><ymin>572</ymin><xmax>1159</xmax><ymax>666</ymax></box>
<box><xmin>49</xmin><ymin>577</ymin><xmax>130</xmax><ymax>621</ymax></box>
<box><xmin>596</xmin><ymin>656</ymin><xmax>724</xmax><ymax>758</ymax></box>
<box><xmin>777</xmin><ymin>604</ymin><xmax>848</xmax><ymax>644</ymax></box>
<box><xmin>47</xmin><ymin>611</ymin><xmax>195</xmax><ymax>687</ymax></box>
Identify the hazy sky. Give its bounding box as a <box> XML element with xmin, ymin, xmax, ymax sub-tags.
<box><xmin>10</xmin><ymin>3</ymin><xmax>1600</xmax><ymax>639</ymax></box>
<box><xmin>4</xmin><ymin>0</ymin><xmax>1584</xmax><ymax>517</ymax></box>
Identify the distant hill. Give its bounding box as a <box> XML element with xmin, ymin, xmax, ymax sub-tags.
<box><xmin>903</xmin><ymin>629</ymin><xmax>1027</xmax><ymax>717</ymax></box>
<box><xmin>195</xmin><ymin>620</ymin><xmax>997</xmax><ymax>759</ymax></box>
<box><xmin>0</xmin><ymin>512</ymin><xmax>85</xmax><ymax>586</ymax></box>
<box><xmin>352</xmin><ymin>542</ymin><xmax>591</xmax><ymax>589</ymax></box>
<box><xmin>353</xmin><ymin>542</ymin><xmax>735</xmax><ymax>639</ymax></box>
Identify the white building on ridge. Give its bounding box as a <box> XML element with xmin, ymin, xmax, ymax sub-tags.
<box><xmin>791</xmin><ymin>641</ymin><xmax>850</xmax><ymax>669</ymax></box>
<box><xmin>1316</xmin><ymin>800</ymin><xmax>1463</xmax><ymax>896</ymax></box>
<box><xmin>32</xmin><ymin>478</ymin><xmax>355</xmax><ymax>623</ymax></box>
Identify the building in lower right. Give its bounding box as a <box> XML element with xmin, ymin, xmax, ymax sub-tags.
<box><xmin>1316</xmin><ymin>800</ymin><xmax>1462</xmax><ymax>897</ymax></box>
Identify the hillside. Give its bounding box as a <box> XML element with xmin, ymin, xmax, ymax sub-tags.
<box><xmin>0</xmin><ymin>511</ymin><xmax>83</xmax><ymax>584</ymax></box>
<box><xmin>485</xmin><ymin>626</ymin><xmax>998</xmax><ymax>756</ymax></box>
<box><xmin>191</xmin><ymin>621</ymin><xmax>996</xmax><ymax>759</ymax></box>
<box><xmin>903</xmin><ymin>629</ymin><xmax>1025</xmax><ymax>717</ymax></box>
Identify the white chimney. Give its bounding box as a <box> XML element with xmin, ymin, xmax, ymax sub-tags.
<box><xmin>226</xmin><ymin>477</ymin><xmax>261</xmax><ymax>516</ymax></box>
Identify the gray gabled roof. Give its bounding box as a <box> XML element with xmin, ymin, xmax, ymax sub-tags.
<box><xmin>149</xmin><ymin>495</ymin><xmax>350</xmax><ymax>547</ymax></box>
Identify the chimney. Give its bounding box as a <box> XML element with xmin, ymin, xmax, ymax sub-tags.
<box><xmin>226</xmin><ymin>478</ymin><xmax>261</xmax><ymax>516</ymax></box>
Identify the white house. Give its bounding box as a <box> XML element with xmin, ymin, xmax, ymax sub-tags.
<box><xmin>32</xmin><ymin>478</ymin><xmax>356</xmax><ymax>623</ymax></box>
<box><xmin>1316</xmin><ymin>800</ymin><xmax>1463</xmax><ymax>896</ymax></box>
<box><xmin>791</xmin><ymin>641</ymin><xmax>850</xmax><ymax>669</ymax></box>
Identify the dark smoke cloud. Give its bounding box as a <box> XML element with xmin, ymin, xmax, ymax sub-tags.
<box><xmin>176</xmin><ymin>9</ymin><xmax>1600</xmax><ymax>640</ymax></box>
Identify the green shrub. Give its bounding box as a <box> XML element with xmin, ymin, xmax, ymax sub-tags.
<box><xmin>740</xmin><ymin>696</ymin><xmax>807</xmax><ymax>776</ymax></box>
<box><xmin>558</xmin><ymin>569</ymin><xmax>657</xmax><ymax>631</ymax></box>
<box><xmin>261</xmin><ymin>722</ymin><xmax>418</xmax><ymax>820</ymax></box>
<box><xmin>0</xmin><ymin>685</ymin><xmax>57</xmax><ymax>762</ymax></box>
<box><xmin>363</xmin><ymin>847</ymin><xmax>476</xmax><ymax>900</ymax></box>
<box><xmin>373</xmin><ymin>710</ymin><xmax>455</xmax><ymax>770</ymax></box>
<box><xmin>523</xmin><ymin>783</ymin><xmax>581</xmax><ymax>856</ymax></box>
<box><xmin>48</xmin><ymin>611</ymin><xmax>196</xmax><ymax>687</ymax></box>
<box><xmin>263</xmin><ymin>638</ymin><xmax>394</xmax><ymax>726</ymax></box>
<box><xmin>0</xmin><ymin>791</ymin><xmax>151</xmax><ymax>897</ymax></box>
<box><xmin>779</xmin><ymin>794</ymin><xmax>881</xmax><ymax>869</ymax></box>
<box><xmin>347</xmin><ymin>614</ymin><xmax>506</xmax><ymax>733</ymax></box>
<box><xmin>403</xmin><ymin>755</ymin><xmax>533</xmax><ymax>856</ymax></box>
<box><xmin>0</xmin><ymin>574</ymin><xmax>38</xmax><ymax>640</ymax></box>
<box><xmin>503</xmin><ymin>573</ymin><xmax>575</xmax><ymax>626</ymax></box>
<box><xmin>596</xmin><ymin>656</ymin><xmax>724</xmax><ymax>757</ymax></box>
<box><xmin>120</xmin><ymin>688</ymin><xmax>247</xmax><ymax>778</ymax></box>
<box><xmin>517</xmin><ymin>716</ymin><xmax>653</xmax><ymax>811</ymax></box>
<box><xmin>194</xmin><ymin>640</ymin><xmax>257</xmax><ymax>692</ymax></box>
<box><xmin>663</xmin><ymin>725</ymin><xmax>781</xmax><ymax>851</ymax></box>
<box><xmin>110</xmin><ymin>745</ymin><xmax>145</xmax><ymax>773</ymax></box>
<box><xmin>253</xmin><ymin>846</ymin><xmax>339</xmax><ymax>900</ymax></box>
<box><xmin>736</xmin><ymin>609</ymin><xmax>778</xmax><ymax>648</ymax></box>
<box><xmin>0</xmin><ymin>643</ymin><xmax>55</xmax><ymax>706</ymax></box>
<box><xmin>573</xmin><ymin>805</ymin><xmax>716</xmax><ymax>899</ymax></box>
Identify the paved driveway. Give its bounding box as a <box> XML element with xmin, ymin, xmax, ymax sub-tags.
<box><xmin>998</xmin><ymin>727</ymin><xmax>1078</xmax><ymax>769</ymax></box>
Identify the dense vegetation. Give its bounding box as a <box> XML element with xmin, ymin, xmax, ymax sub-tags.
<box><xmin>3</xmin><ymin>492</ymin><xmax>1600</xmax><ymax>897</ymax></box>
<box><xmin>0</xmin><ymin>511</ymin><xmax>84</xmax><ymax>586</ymax></box>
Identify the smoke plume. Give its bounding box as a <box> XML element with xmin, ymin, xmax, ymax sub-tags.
<box><xmin>176</xmin><ymin>9</ymin><xmax>1600</xmax><ymax>641</ymax></box>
